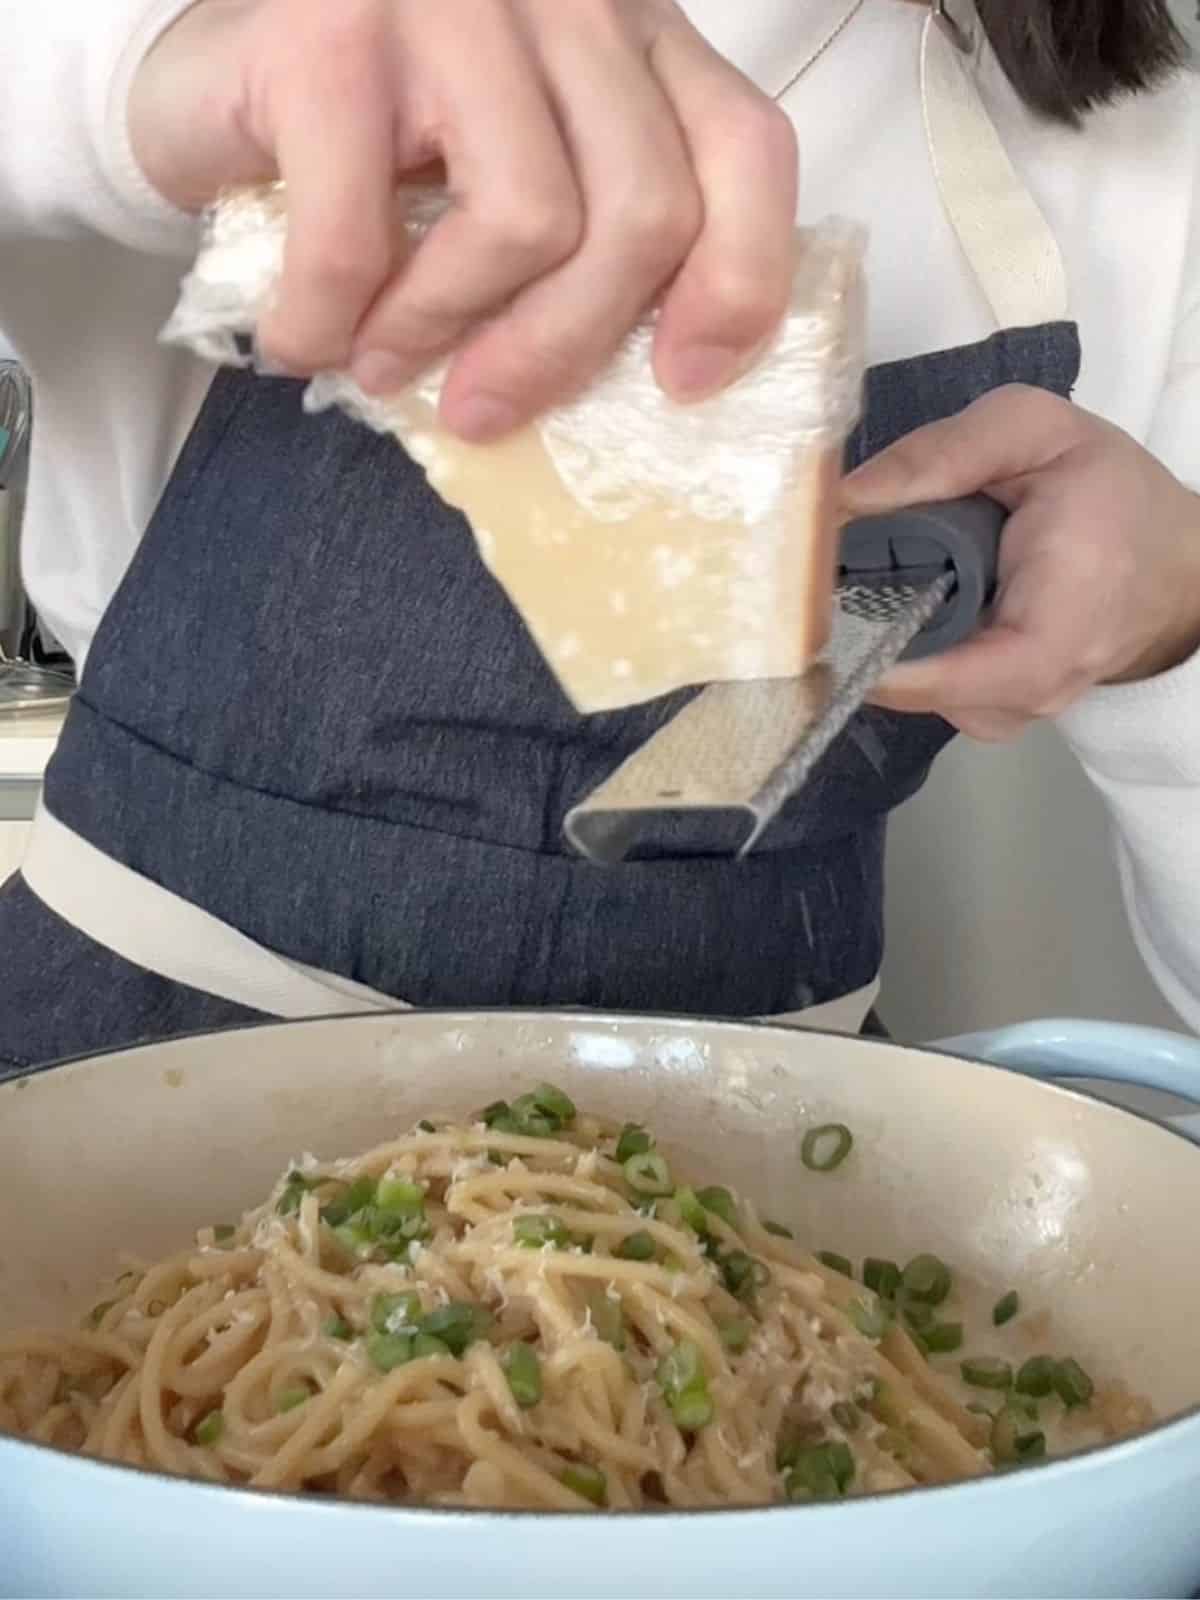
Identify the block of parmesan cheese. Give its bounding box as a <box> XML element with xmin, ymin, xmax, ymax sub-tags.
<box><xmin>166</xmin><ymin>188</ymin><xmax>867</xmax><ymax>713</ymax></box>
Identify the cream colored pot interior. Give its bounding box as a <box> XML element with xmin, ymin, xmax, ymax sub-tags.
<box><xmin>1</xmin><ymin>1012</ymin><xmax>1197</xmax><ymax>1421</ymax></box>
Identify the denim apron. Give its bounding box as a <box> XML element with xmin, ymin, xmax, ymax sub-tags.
<box><xmin>0</xmin><ymin>8</ymin><xmax>1083</xmax><ymax>1073</ymax></box>
<box><xmin>0</xmin><ymin>316</ymin><xmax>1081</xmax><ymax>1075</ymax></box>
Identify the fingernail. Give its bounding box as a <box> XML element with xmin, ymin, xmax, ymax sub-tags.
<box><xmin>352</xmin><ymin>350</ymin><xmax>412</xmax><ymax>396</ymax></box>
<box><xmin>442</xmin><ymin>391</ymin><xmax>520</xmax><ymax>442</ymax></box>
<box><xmin>666</xmin><ymin>342</ymin><xmax>746</xmax><ymax>402</ymax></box>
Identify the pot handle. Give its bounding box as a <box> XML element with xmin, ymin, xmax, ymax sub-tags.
<box><xmin>931</xmin><ymin>1018</ymin><xmax>1200</xmax><ymax>1138</ymax></box>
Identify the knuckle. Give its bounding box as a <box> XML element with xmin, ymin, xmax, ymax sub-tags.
<box><xmin>727</xmin><ymin>93</ymin><xmax>799</xmax><ymax>175</ymax></box>
<box><xmin>482</xmin><ymin>190</ymin><xmax>583</xmax><ymax>273</ymax></box>
<box><xmin>296</xmin><ymin>0</ymin><xmax>387</xmax><ymax>66</ymax></box>
<box><xmin>611</xmin><ymin>183</ymin><xmax>703</xmax><ymax>274</ymax></box>
<box><xmin>305</xmin><ymin>241</ymin><xmax>385</xmax><ymax>302</ymax></box>
<box><xmin>696</xmin><ymin>258</ymin><xmax>786</xmax><ymax>342</ymax></box>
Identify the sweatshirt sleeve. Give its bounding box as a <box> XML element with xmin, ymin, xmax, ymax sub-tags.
<box><xmin>0</xmin><ymin>0</ymin><xmax>201</xmax><ymax>253</ymax></box>
<box><xmin>1057</xmin><ymin>130</ymin><xmax>1200</xmax><ymax>1034</ymax></box>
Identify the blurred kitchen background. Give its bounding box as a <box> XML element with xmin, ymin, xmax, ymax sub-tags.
<box><xmin>1</xmin><ymin>5</ymin><xmax>1198</xmax><ymax>1038</ymax></box>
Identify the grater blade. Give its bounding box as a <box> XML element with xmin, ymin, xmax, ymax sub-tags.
<box><xmin>564</xmin><ymin>571</ymin><xmax>953</xmax><ymax>864</ymax></box>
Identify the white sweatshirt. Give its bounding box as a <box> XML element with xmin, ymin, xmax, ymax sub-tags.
<box><xmin>1</xmin><ymin>0</ymin><xmax>1199</xmax><ymax>1029</ymax></box>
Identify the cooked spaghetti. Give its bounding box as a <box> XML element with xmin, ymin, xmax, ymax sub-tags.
<box><xmin>0</xmin><ymin>1083</ymin><xmax>1149</xmax><ymax>1508</ymax></box>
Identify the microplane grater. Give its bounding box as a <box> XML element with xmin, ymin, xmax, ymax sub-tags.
<box><xmin>564</xmin><ymin>495</ymin><xmax>1005</xmax><ymax>865</ymax></box>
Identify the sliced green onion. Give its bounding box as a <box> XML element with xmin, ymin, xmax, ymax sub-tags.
<box><xmin>212</xmin><ymin>1224</ymin><xmax>236</xmax><ymax>1244</ymax></box>
<box><xmin>903</xmin><ymin>1302</ymin><xmax>934</xmax><ymax>1333</ymax></box>
<box><xmin>276</xmin><ymin>1387</ymin><xmax>309</xmax><ymax>1413</ymax></box>
<box><xmin>961</xmin><ymin>1356</ymin><xmax>1013</xmax><ymax>1391</ymax></box>
<box><xmin>412</xmin><ymin>1332</ymin><xmax>452</xmax><ymax>1361</ymax></box>
<box><xmin>322</xmin><ymin>1315</ymin><xmax>354</xmax><ymax>1341</ymax></box>
<box><xmin>763</xmin><ymin>1219</ymin><xmax>794</xmax><ymax>1239</ymax></box>
<box><xmin>376</xmin><ymin>1177</ymin><xmax>425</xmax><ymax>1217</ymax></box>
<box><xmin>827</xmin><ymin>1441</ymin><xmax>856</xmax><ymax>1492</ymax></box>
<box><xmin>623</xmin><ymin>1150</ymin><xmax>673</xmax><ymax>1197</ymax></box>
<box><xmin>862</xmin><ymin>1258</ymin><xmax>901</xmax><ymax>1299</ymax></box>
<box><xmin>480</xmin><ymin>1100</ymin><xmax>511</xmax><ymax>1127</ymax></box>
<box><xmin>586</xmin><ymin>1291</ymin><xmax>626</xmax><ymax>1352</ymax></box>
<box><xmin>697</xmin><ymin>1186</ymin><xmax>738</xmax><ymax>1229</ymax></box>
<box><xmin>365</xmin><ymin>1331</ymin><xmax>415</xmax><ymax>1372</ymax></box>
<box><xmin>615</xmin><ymin>1124</ymin><xmax>653</xmax><ymax>1163</ymax></box>
<box><xmin>783</xmin><ymin>1442</ymin><xmax>855</xmax><ymax>1501</ymax></box>
<box><xmin>561</xmin><ymin>1463</ymin><xmax>607</xmax><ymax>1507</ymax></box>
<box><xmin>85</xmin><ymin>1300</ymin><xmax>116</xmax><ymax>1329</ymax></box>
<box><xmin>657</xmin><ymin>1340</ymin><xmax>705</xmax><ymax>1400</ymax></box>
<box><xmin>417</xmin><ymin>1120</ymin><xmax>436</xmax><ymax>1134</ymax></box>
<box><xmin>817</xmin><ymin>1251</ymin><xmax>853</xmax><ymax>1278</ymax></box>
<box><xmin>382</xmin><ymin>1238</ymin><xmax>420</xmax><ymax>1265</ymax></box>
<box><xmin>1014</xmin><ymin>1356</ymin><xmax>1058</xmax><ymax>1399</ymax></box>
<box><xmin>993</xmin><ymin>1290</ymin><xmax>1020</xmax><ymax>1326</ymax></box>
<box><xmin>276</xmin><ymin>1170</ymin><xmax>322</xmax><ymax>1215</ymax></box>
<box><xmin>801</xmin><ymin>1123</ymin><xmax>853</xmax><ymax>1173</ymax></box>
<box><xmin>718</xmin><ymin>1318</ymin><xmax>751</xmax><ymax>1354</ymax></box>
<box><xmin>503</xmin><ymin>1343</ymin><xmax>543</xmax><ymax>1409</ymax></box>
<box><xmin>508</xmin><ymin>1094</ymin><xmax>560</xmax><ymax>1139</ymax></box>
<box><xmin>420</xmin><ymin>1301</ymin><xmax>492</xmax><ymax>1357</ymax></box>
<box><xmin>1053</xmin><ymin>1357</ymin><xmax>1094</xmax><ymax>1409</ymax></box>
<box><xmin>719</xmin><ymin>1250</ymin><xmax>764</xmax><ymax>1300</ymax></box>
<box><xmin>674</xmin><ymin>1186</ymin><xmax>710</xmax><ymax>1234</ymax></box>
<box><xmin>318</xmin><ymin>1174</ymin><xmax>378</xmax><ymax>1227</ymax></box>
<box><xmin>921</xmin><ymin>1321</ymin><xmax>963</xmax><ymax>1355</ymax></box>
<box><xmin>992</xmin><ymin>1408</ymin><xmax>1046</xmax><ymax>1465</ymax></box>
<box><xmin>194</xmin><ymin>1410</ymin><xmax>224</xmax><ymax>1446</ymax></box>
<box><xmin>901</xmin><ymin>1253</ymin><xmax>952</xmax><ymax>1307</ymax></box>
<box><xmin>614</xmin><ymin>1230</ymin><xmax>656</xmax><ymax>1262</ymax></box>
<box><xmin>371</xmin><ymin>1291</ymin><xmax>421</xmax><ymax>1334</ymax></box>
<box><xmin>848</xmin><ymin>1298</ymin><xmax>890</xmax><ymax>1340</ymax></box>
<box><xmin>512</xmin><ymin>1214</ymin><xmax>572</xmax><ymax>1250</ymax></box>
<box><xmin>668</xmin><ymin>1387</ymin><xmax>714</xmax><ymax>1430</ymax></box>
<box><xmin>831</xmin><ymin>1401</ymin><xmax>860</xmax><ymax>1432</ymax></box>
<box><xmin>526</xmin><ymin>1081</ymin><xmax>577</xmax><ymax>1126</ymax></box>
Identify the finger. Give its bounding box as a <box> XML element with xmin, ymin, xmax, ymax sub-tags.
<box><xmin>258</xmin><ymin>12</ymin><xmax>398</xmax><ymax>373</ymax></box>
<box><xmin>647</xmin><ymin>17</ymin><xmax>800</xmax><ymax>400</ymax></box>
<box><xmin>349</xmin><ymin>7</ymin><xmax>582</xmax><ymax>407</ymax></box>
<box><xmin>949</xmin><ymin>710</ymin><xmax>1031</xmax><ymax>743</ymax></box>
<box><xmin>841</xmin><ymin>385</ymin><xmax>1091</xmax><ymax>515</ymax></box>
<box><xmin>437</xmin><ymin>7</ymin><xmax>702</xmax><ymax>437</ymax></box>
<box><xmin>866</xmin><ymin>624</ymin><xmax>1087</xmax><ymax>719</ymax></box>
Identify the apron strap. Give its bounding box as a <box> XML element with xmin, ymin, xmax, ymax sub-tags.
<box><xmin>920</xmin><ymin>3</ymin><xmax>1069</xmax><ymax>328</ymax></box>
<box><xmin>23</xmin><ymin>800</ymin><xmax>403</xmax><ymax>1019</ymax></box>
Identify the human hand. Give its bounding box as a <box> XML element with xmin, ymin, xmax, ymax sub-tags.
<box><xmin>841</xmin><ymin>386</ymin><xmax>1200</xmax><ymax>741</ymax></box>
<box><xmin>128</xmin><ymin>0</ymin><xmax>798</xmax><ymax>440</ymax></box>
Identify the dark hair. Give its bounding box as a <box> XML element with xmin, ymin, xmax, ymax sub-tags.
<box><xmin>974</xmin><ymin>0</ymin><xmax>1188</xmax><ymax>124</ymax></box>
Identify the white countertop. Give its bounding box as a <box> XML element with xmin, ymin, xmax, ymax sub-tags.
<box><xmin>0</xmin><ymin>707</ymin><xmax>64</xmax><ymax>781</ymax></box>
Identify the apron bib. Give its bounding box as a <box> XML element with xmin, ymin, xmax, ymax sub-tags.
<box><xmin>2</xmin><ymin>5</ymin><xmax>1082</xmax><ymax>1060</ymax></box>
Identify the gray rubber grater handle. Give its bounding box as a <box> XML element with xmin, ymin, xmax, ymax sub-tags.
<box><xmin>838</xmin><ymin>493</ymin><xmax>1005</xmax><ymax>662</ymax></box>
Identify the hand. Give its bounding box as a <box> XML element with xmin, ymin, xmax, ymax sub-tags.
<box><xmin>129</xmin><ymin>0</ymin><xmax>798</xmax><ymax>439</ymax></box>
<box><xmin>841</xmin><ymin>386</ymin><xmax>1200</xmax><ymax>741</ymax></box>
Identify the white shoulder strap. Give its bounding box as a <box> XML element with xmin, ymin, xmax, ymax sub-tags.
<box><xmin>920</xmin><ymin>2</ymin><xmax>1069</xmax><ymax>328</ymax></box>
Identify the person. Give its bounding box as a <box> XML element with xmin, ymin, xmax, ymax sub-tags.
<box><xmin>0</xmin><ymin>0</ymin><xmax>1197</xmax><ymax>1074</ymax></box>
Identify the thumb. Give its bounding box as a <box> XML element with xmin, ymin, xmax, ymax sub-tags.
<box><xmin>841</xmin><ymin>384</ymin><xmax>1084</xmax><ymax>514</ymax></box>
